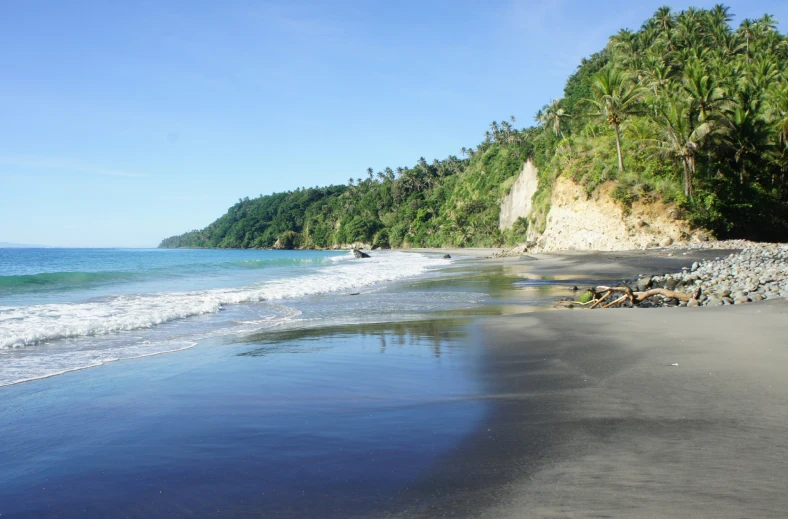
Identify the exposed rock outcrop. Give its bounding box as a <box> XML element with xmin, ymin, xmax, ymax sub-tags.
<box><xmin>353</xmin><ymin>249</ymin><xmax>370</xmax><ymax>258</ymax></box>
<box><xmin>499</xmin><ymin>160</ymin><xmax>539</xmax><ymax>230</ymax></box>
<box><xmin>525</xmin><ymin>177</ymin><xmax>695</xmax><ymax>252</ymax></box>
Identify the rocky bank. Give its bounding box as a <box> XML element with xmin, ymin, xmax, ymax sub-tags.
<box><xmin>631</xmin><ymin>240</ymin><xmax>788</xmax><ymax>307</ymax></box>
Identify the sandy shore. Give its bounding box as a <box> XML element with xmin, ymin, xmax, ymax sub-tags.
<box><xmin>4</xmin><ymin>247</ymin><xmax>786</xmax><ymax>518</ymax></box>
<box><xmin>389</xmin><ymin>250</ymin><xmax>788</xmax><ymax>518</ymax></box>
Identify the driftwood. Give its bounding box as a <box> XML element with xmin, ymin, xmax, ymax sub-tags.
<box><xmin>556</xmin><ymin>284</ymin><xmax>701</xmax><ymax>309</ymax></box>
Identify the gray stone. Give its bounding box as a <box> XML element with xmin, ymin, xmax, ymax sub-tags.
<box><xmin>749</xmin><ymin>293</ymin><xmax>764</xmax><ymax>302</ymax></box>
<box><xmin>687</xmin><ymin>298</ymin><xmax>700</xmax><ymax>307</ymax></box>
<box><xmin>735</xmin><ymin>295</ymin><xmax>750</xmax><ymax>304</ymax></box>
<box><xmin>707</xmin><ymin>296</ymin><xmax>723</xmax><ymax>306</ymax></box>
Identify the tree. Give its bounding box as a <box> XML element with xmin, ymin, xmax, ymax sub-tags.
<box><xmin>722</xmin><ymin>97</ymin><xmax>773</xmax><ymax>184</ymax></box>
<box><xmin>538</xmin><ymin>99</ymin><xmax>571</xmax><ymax>137</ymax></box>
<box><xmin>582</xmin><ymin>67</ymin><xmax>646</xmax><ymax>172</ymax></box>
<box><xmin>681</xmin><ymin>63</ymin><xmax>727</xmax><ymax>122</ymax></box>
<box><xmin>647</xmin><ymin>99</ymin><xmax>715</xmax><ymax>197</ymax></box>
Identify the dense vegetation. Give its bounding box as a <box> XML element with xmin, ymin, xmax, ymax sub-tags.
<box><xmin>160</xmin><ymin>5</ymin><xmax>788</xmax><ymax>249</ymax></box>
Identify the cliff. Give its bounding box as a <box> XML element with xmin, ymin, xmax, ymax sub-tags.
<box><xmin>498</xmin><ymin>162</ymin><xmax>697</xmax><ymax>252</ymax></box>
<box><xmin>528</xmin><ymin>177</ymin><xmax>695</xmax><ymax>252</ymax></box>
<box><xmin>499</xmin><ymin>160</ymin><xmax>539</xmax><ymax>231</ymax></box>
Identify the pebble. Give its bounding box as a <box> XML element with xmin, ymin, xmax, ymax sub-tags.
<box><xmin>627</xmin><ymin>240</ymin><xmax>788</xmax><ymax>308</ymax></box>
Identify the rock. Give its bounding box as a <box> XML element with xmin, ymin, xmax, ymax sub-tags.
<box><xmin>352</xmin><ymin>249</ymin><xmax>370</xmax><ymax>259</ymax></box>
<box><xmin>664</xmin><ymin>278</ymin><xmax>679</xmax><ymax>290</ymax></box>
<box><xmin>687</xmin><ymin>298</ymin><xmax>700</xmax><ymax>307</ymax></box>
<box><xmin>691</xmin><ymin>262</ymin><xmax>699</xmax><ymax>271</ymax></box>
<box><xmin>706</xmin><ymin>296</ymin><xmax>723</xmax><ymax>306</ymax></box>
<box><xmin>442</xmin><ymin>254</ymin><xmax>451</xmax><ymax>259</ymax></box>
<box><xmin>734</xmin><ymin>295</ymin><xmax>750</xmax><ymax>304</ymax></box>
<box><xmin>660</xmin><ymin>236</ymin><xmax>674</xmax><ymax>247</ymax></box>
<box><xmin>636</xmin><ymin>277</ymin><xmax>651</xmax><ymax>291</ymax></box>
<box><xmin>716</xmin><ymin>289</ymin><xmax>731</xmax><ymax>298</ymax></box>
<box><xmin>722</xmin><ymin>297</ymin><xmax>734</xmax><ymax>305</ymax></box>
<box><xmin>749</xmin><ymin>293</ymin><xmax>764</xmax><ymax>302</ymax></box>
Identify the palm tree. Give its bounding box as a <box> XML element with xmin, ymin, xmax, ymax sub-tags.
<box><xmin>681</xmin><ymin>63</ymin><xmax>727</xmax><ymax>122</ymax></box>
<box><xmin>489</xmin><ymin>121</ymin><xmax>499</xmax><ymax>142</ymax></box>
<box><xmin>767</xmin><ymin>85</ymin><xmax>788</xmax><ymax>147</ymax></box>
<box><xmin>648</xmin><ymin>99</ymin><xmax>715</xmax><ymax>197</ymax></box>
<box><xmin>653</xmin><ymin>6</ymin><xmax>675</xmax><ymax>51</ymax></box>
<box><xmin>642</xmin><ymin>54</ymin><xmax>675</xmax><ymax>96</ymax></box>
<box><xmin>723</xmin><ymin>96</ymin><xmax>773</xmax><ymax>184</ymax></box>
<box><xmin>739</xmin><ymin>19</ymin><xmax>756</xmax><ymax>63</ymax></box>
<box><xmin>708</xmin><ymin>4</ymin><xmax>732</xmax><ymax>30</ymax></box>
<box><xmin>583</xmin><ymin>67</ymin><xmax>646</xmax><ymax>172</ymax></box>
<box><xmin>500</xmin><ymin>121</ymin><xmax>512</xmax><ymax>141</ymax></box>
<box><xmin>538</xmin><ymin>99</ymin><xmax>571</xmax><ymax>137</ymax></box>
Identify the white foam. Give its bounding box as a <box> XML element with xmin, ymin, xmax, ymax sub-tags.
<box><xmin>0</xmin><ymin>252</ymin><xmax>449</xmax><ymax>350</ymax></box>
<box><xmin>0</xmin><ymin>339</ymin><xmax>197</xmax><ymax>387</ymax></box>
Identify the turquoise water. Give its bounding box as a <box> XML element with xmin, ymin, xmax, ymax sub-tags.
<box><xmin>0</xmin><ymin>306</ymin><xmax>487</xmax><ymax>519</ymax></box>
<box><xmin>0</xmin><ymin>248</ymin><xmax>472</xmax><ymax>386</ymax></box>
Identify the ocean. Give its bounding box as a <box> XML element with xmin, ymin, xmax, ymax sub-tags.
<box><xmin>1</xmin><ymin>247</ymin><xmax>578</xmax><ymax>517</ymax></box>
<box><xmin>0</xmin><ymin>248</ymin><xmax>469</xmax><ymax>387</ymax></box>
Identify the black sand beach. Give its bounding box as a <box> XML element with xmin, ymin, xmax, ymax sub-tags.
<box><xmin>389</xmin><ymin>250</ymin><xmax>788</xmax><ymax>518</ymax></box>
<box><xmin>3</xmin><ymin>250</ymin><xmax>787</xmax><ymax>518</ymax></box>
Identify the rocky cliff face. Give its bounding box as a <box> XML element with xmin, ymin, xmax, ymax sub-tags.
<box><xmin>527</xmin><ymin>177</ymin><xmax>695</xmax><ymax>252</ymax></box>
<box><xmin>499</xmin><ymin>160</ymin><xmax>539</xmax><ymax>230</ymax></box>
<box><xmin>498</xmin><ymin>161</ymin><xmax>702</xmax><ymax>252</ymax></box>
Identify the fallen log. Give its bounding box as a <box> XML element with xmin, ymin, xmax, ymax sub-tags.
<box><xmin>560</xmin><ymin>284</ymin><xmax>702</xmax><ymax>309</ymax></box>
<box><xmin>632</xmin><ymin>286</ymin><xmax>700</xmax><ymax>303</ymax></box>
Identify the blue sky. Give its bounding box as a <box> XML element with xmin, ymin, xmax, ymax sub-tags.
<box><xmin>1</xmin><ymin>0</ymin><xmax>787</xmax><ymax>247</ymax></box>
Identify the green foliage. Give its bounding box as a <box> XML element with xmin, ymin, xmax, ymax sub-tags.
<box><xmin>529</xmin><ymin>5</ymin><xmax>788</xmax><ymax>240</ymax></box>
<box><xmin>161</xmin><ymin>6</ymin><xmax>788</xmax><ymax>249</ymax></box>
<box><xmin>578</xmin><ymin>291</ymin><xmax>594</xmax><ymax>304</ymax></box>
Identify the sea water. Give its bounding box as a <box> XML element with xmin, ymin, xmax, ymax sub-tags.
<box><xmin>0</xmin><ymin>248</ymin><xmax>470</xmax><ymax>386</ymax></box>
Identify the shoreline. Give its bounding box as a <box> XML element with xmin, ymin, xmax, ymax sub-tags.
<box><xmin>384</xmin><ymin>251</ymin><xmax>788</xmax><ymax>518</ymax></box>
<box><xmin>3</xmin><ymin>247</ymin><xmax>788</xmax><ymax>517</ymax></box>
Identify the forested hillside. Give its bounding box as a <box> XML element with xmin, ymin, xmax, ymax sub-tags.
<box><xmin>161</xmin><ymin>5</ymin><xmax>788</xmax><ymax>249</ymax></box>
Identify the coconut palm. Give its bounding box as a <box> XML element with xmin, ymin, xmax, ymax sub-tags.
<box><xmin>538</xmin><ymin>99</ymin><xmax>571</xmax><ymax>137</ymax></box>
<box><xmin>648</xmin><ymin>99</ymin><xmax>716</xmax><ymax>197</ymax></box>
<box><xmin>722</xmin><ymin>96</ymin><xmax>774</xmax><ymax>184</ymax></box>
<box><xmin>582</xmin><ymin>68</ymin><xmax>646</xmax><ymax>172</ymax></box>
<box><xmin>767</xmin><ymin>85</ymin><xmax>788</xmax><ymax>146</ymax></box>
<box><xmin>739</xmin><ymin>19</ymin><xmax>756</xmax><ymax>63</ymax></box>
<box><xmin>681</xmin><ymin>63</ymin><xmax>728</xmax><ymax>122</ymax></box>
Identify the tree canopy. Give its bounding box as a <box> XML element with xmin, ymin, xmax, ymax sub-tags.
<box><xmin>161</xmin><ymin>5</ymin><xmax>788</xmax><ymax>249</ymax></box>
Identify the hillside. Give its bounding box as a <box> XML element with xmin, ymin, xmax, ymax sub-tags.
<box><xmin>161</xmin><ymin>6</ymin><xmax>788</xmax><ymax>250</ymax></box>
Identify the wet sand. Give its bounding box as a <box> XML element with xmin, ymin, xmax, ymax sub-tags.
<box><xmin>389</xmin><ymin>251</ymin><xmax>788</xmax><ymax>518</ymax></box>
<box><xmin>4</xmin><ymin>248</ymin><xmax>786</xmax><ymax>518</ymax></box>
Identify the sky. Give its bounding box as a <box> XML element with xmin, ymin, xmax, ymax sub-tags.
<box><xmin>1</xmin><ymin>0</ymin><xmax>787</xmax><ymax>247</ymax></box>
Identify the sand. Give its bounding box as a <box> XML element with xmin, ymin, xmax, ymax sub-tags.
<box><xmin>5</xmin><ymin>248</ymin><xmax>786</xmax><ymax>518</ymax></box>
<box><xmin>389</xmin><ymin>251</ymin><xmax>788</xmax><ymax>518</ymax></box>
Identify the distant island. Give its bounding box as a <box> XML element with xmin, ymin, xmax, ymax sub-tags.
<box><xmin>161</xmin><ymin>6</ymin><xmax>788</xmax><ymax>250</ymax></box>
